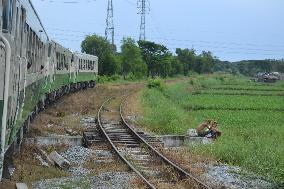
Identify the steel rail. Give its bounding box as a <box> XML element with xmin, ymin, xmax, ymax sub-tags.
<box><xmin>97</xmin><ymin>94</ymin><xmax>212</xmax><ymax>189</ymax></box>
<box><xmin>119</xmin><ymin>94</ymin><xmax>212</xmax><ymax>189</ymax></box>
<box><xmin>97</xmin><ymin>96</ymin><xmax>156</xmax><ymax>189</ymax></box>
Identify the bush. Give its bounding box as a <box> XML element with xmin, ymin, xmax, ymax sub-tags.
<box><xmin>125</xmin><ymin>73</ymin><xmax>137</xmax><ymax>81</ymax></box>
<box><xmin>97</xmin><ymin>75</ymin><xmax>108</xmax><ymax>84</ymax></box>
<box><xmin>146</xmin><ymin>78</ymin><xmax>166</xmax><ymax>91</ymax></box>
<box><xmin>110</xmin><ymin>74</ymin><xmax>120</xmax><ymax>81</ymax></box>
<box><xmin>97</xmin><ymin>75</ymin><xmax>121</xmax><ymax>84</ymax></box>
<box><xmin>189</xmin><ymin>79</ymin><xmax>195</xmax><ymax>85</ymax></box>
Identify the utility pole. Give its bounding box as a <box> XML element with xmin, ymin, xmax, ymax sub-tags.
<box><xmin>138</xmin><ymin>0</ymin><xmax>149</xmax><ymax>41</ymax></box>
<box><xmin>105</xmin><ymin>0</ymin><xmax>114</xmax><ymax>46</ymax></box>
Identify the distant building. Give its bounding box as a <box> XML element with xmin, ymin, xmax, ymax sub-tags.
<box><xmin>254</xmin><ymin>72</ymin><xmax>280</xmax><ymax>83</ymax></box>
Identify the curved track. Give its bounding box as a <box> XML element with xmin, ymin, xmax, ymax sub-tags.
<box><xmin>97</xmin><ymin>94</ymin><xmax>211</xmax><ymax>189</ymax></box>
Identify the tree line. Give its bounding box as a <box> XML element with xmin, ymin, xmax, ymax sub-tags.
<box><xmin>81</xmin><ymin>34</ymin><xmax>284</xmax><ymax>78</ymax></box>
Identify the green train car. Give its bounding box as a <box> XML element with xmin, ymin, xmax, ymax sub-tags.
<box><xmin>0</xmin><ymin>0</ymin><xmax>98</xmax><ymax>179</ymax></box>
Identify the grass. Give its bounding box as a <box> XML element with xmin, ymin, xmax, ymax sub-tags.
<box><xmin>180</xmin><ymin>94</ymin><xmax>284</xmax><ymax>111</ymax></box>
<box><xmin>140</xmin><ymin>74</ymin><xmax>284</xmax><ymax>186</ymax></box>
<box><xmin>194</xmin><ymin>89</ymin><xmax>284</xmax><ymax>96</ymax></box>
<box><xmin>140</xmin><ymin>89</ymin><xmax>193</xmax><ymax>134</ymax></box>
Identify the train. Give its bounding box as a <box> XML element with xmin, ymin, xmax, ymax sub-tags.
<box><xmin>0</xmin><ymin>0</ymin><xmax>98</xmax><ymax>179</ymax></box>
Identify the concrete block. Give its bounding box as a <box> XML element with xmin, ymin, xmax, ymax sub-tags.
<box><xmin>24</xmin><ymin>136</ymin><xmax>83</xmax><ymax>147</ymax></box>
<box><xmin>39</xmin><ymin>149</ymin><xmax>54</xmax><ymax>165</ymax></box>
<box><xmin>16</xmin><ymin>183</ymin><xmax>28</xmax><ymax>189</ymax></box>
<box><xmin>48</xmin><ymin>151</ymin><xmax>70</xmax><ymax>170</ymax></box>
<box><xmin>185</xmin><ymin>136</ymin><xmax>213</xmax><ymax>146</ymax></box>
<box><xmin>188</xmin><ymin>129</ymin><xmax>198</xmax><ymax>137</ymax></box>
<box><xmin>159</xmin><ymin>135</ymin><xmax>185</xmax><ymax>147</ymax></box>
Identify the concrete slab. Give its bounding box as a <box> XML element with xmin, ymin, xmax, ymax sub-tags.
<box><xmin>159</xmin><ymin>135</ymin><xmax>185</xmax><ymax>147</ymax></box>
<box><xmin>159</xmin><ymin>135</ymin><xmax>213</xmax><ymax>147</ymax></box>
<box><xmin>49</xmin><ymin>151</ymin><xmax>70</xmax><ymax>170</ymax></box>
<box><xmin>16</xmin><ymin>183</ymin><xmax>28</xmax><ymax>189</ymax></box>
<box><xmin>24</xmin><ymin>136</ymin><xmax>83</xmax><ymax>147</ymax></box>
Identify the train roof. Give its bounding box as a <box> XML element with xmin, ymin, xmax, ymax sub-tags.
<box><xmin>21</xmin><ymin>0</ymin><xmax>49</xmax><ymax>41</ymax></box>
<box><xmin>74</xmin><ymin>52</ymin><xmax>98</xmax><ymax>60</ymax></box>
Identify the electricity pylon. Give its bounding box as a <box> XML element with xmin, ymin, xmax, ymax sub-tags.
<box><xmin>138</xmin><ymin>0</ymin><xmax>149</xmax><ymax>41</ymax></box>
<box><xmin>105</xmin><ymin>0</ymin><xmax>114</xmax><ymax>45</ymax></box>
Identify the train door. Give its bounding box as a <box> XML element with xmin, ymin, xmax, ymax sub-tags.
<box><xmin>18</xmin><ymin>7</ymin><xmax>27</xmax><ymax>120</ymax></box>
<box><xmin>0</xmin><ymin>34</ymin><xmax>12</xmax><ymax>180</ymax></box>
<box><xmin>9</xmin><ymin>1</ymin><xmax>22</xmax><ymax>127</ymax></box>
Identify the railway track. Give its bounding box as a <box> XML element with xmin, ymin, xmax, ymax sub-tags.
<box><xmin>96</xmin><ymin>94</ymin><xmax>212</xmax><ymax>189</ymax></box>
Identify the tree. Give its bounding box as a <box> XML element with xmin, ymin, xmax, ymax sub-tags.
<box><xmin>138</xmin><ymin>40</ymin><xmax>172</xmax><ymax>78</ymax></box>
<box><xmin>200</xmin><ymin>51</ymin><xmax>215</xmax><ymax>73</ymax></box>
<box><xmin>81</xmin><ymin>34</ymin><xmax>119</xmax><ymax>75</ymax></box>
<box><xmin>176</xmin><ymin>48</ymin><xmax>196</xmax><ymax>76</ymax></box>
<box><xmin>121</xmin><ymin>38</ymin><xmax>147</xmax><ymax>79</ymax></box>
<box><xmin>170</xmin><ymin>56</ymin><xmax>183</xmax><ymax>76</ymax></box>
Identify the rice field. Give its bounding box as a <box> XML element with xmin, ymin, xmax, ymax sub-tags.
<box><xmin>140</xmin><ymin>74</ymin><xmax>284</xmax><ymax>186</ymax></box>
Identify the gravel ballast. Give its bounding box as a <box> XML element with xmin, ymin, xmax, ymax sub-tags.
<box><xmin>32</xmin><ymin>172</ymin><xmax>134</xmax><ymax>189</ymax></box>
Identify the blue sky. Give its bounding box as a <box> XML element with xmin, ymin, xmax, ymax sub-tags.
<box><xmin>31</xmin><ymin>0</ymin><xmax>284</xmax><ymax>61</ymax></box>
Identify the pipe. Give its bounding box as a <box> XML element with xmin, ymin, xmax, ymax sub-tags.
<box><xmin>0</xmin><ymin>33</ymin><xmax>12</xmax><ymax>180</ymax></box>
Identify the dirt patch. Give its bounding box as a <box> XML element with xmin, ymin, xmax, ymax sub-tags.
<box><xmin>2</xmin><ymin>144</ymin><xmax>69</xmax><ymax>188</ymax></box>
<box><xmin>30</xmin><ymin>84</ymin><xmax>144</xmax><ymax>137</ymax></box>
<box><xmin>2</xmin><ymin>83</ymin><xmax>145</xmax><ymax>189</ymax></box>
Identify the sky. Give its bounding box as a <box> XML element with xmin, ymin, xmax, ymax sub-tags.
<box><xmin>31</xmin><ymin>0</ymin><xmax>284</xmax><ymax>62</ymax></box>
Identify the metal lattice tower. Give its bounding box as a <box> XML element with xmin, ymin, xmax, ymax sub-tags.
<box><xmin>105</xmin><ymin>0</ymin><xmax>114</xmax><ymax>45</ymax></box>
<box><xmin>138</xmin><ymin>0</ymin><xmax>147</xmax><ymax>41</ymax></box>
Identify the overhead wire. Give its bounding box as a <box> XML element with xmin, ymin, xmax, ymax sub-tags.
<box><xmin>36</xmin><ymin>0</ymin><xmax>284</xmax><ymax>59</ymax></box>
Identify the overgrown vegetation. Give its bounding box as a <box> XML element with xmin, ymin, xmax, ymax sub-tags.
<box><xmin>146</xmin><ymin>78</ymin><xmax>166</xmax><ymax>91</ymax></box>
<box><xmin>140</xmin><ymin>74</ymin><xmax>284</xmax><ymax>186</ymax></box>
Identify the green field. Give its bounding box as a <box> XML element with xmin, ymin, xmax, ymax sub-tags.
<box><xmin>140</xmin><ymin>74</ymin><xmax>284</xmax><ymax>186</ymax></box>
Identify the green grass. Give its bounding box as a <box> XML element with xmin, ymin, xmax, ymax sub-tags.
<box><xmin>140</xmin><ymin>89</ymin><xmax>193</xmax><ymax>134</ymax></box>
<box><xmin>180</xmin><ymin>94</ymin><xmax>284</xmax><ymax>111</ymax></box>
<box><xmin>208</xmin><ymin>84</ymin><xmax>284</xmax><ymax>91</ymax></box>
<box><xmin>194</xmin><ymin>89</ymin><xmax>284</xmax><ymax>96</ymax></box>
<box><xmin>140</xmin><ymin>74</ymin><xmax>284</xmax><ymax>185</ymax></box>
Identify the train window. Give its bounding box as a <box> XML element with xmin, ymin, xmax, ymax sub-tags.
<box><xmin>27</xmin><ymin>51</ymin><xmax>32</xmax><ymax>70</ymax></box>
<box><xmin>48</xmin><ymin>44</ymin><xmax>52</xmax><ymax>57</ymax></box>
<box><xmin>2</xmin><ymin>0</ymin><xmax>13</xmax><ymax>32</ymax></box>
<box><xmin>60</xmin><ymin>54</ymin><xmax>64</xmax><ymax>70</ymax></box>
<box><xmin>63</xmin><ymin>55</ymin><xmax>67</xmax><ymax>70</ymax></box>
<box><xmin>56</xmin><ymin>52</ymin><xmax>60</xmax><ymax>70</ymax></box>
<box><xmin>15</xmin><ymin>7</ymin><xmax>19</xmax><ymax>37</ymax></box>
<box><xmin>91</xmin><ymin>61</ymin><xmax>94</xmax><ymax>70</ymax></box>
<box><xmin>71</xmin><ymin>54</ymin><xmax>74</xmax><ymax>63</ymax></box>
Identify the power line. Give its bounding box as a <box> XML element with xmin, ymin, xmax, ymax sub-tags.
<box><xmin>47</xmin><ymin>29</ymin><xmax>284</xmax><ymax>54</ymax></box>
<box><xmin>38</xmin><ymin>0</ymin><xmax>97</xmax><ymax>4</ymax></box>
<box><xmin>47</xmin><ymin>27</ymin><xmax>284</xmax><ymax>49</ymax></box>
